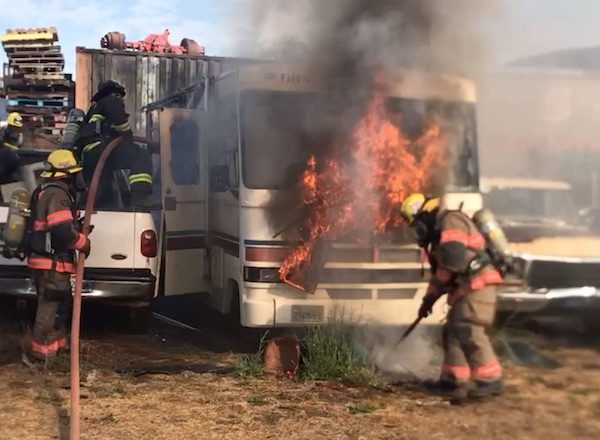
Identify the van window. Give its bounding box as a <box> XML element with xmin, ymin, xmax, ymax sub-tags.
<box><xmin>170</xmin><ymin>120</ymin><xmax>200</xmax><ymax>185</ymax></box>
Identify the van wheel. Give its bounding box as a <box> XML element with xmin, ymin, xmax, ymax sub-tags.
<box><xmin>127</xmin><ymin>305</ymin><xmax>152</xmax><ymax>334</ymax></box>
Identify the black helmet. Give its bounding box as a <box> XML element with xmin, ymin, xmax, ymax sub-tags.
<box><xmin>92</xmin><ymin>80</ymin><xmax>126</xmax><ymax>101</ymax></box>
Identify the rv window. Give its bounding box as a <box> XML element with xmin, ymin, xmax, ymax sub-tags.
<box><xmin>208</xmin><ymin>95</ymin><xmax>238</xmax><ymax>183</ymax></box>
<box><xmin>385</xmin><ymin>98</ymin><xmax>479</xmax><ymax>191</ymax></box>
<box><xmin>240</xmin><ymin>90</ymin><xmax>322</xmax><ymax>190</ymax></box>
<box><xmin>170</xmin><ymin>120</ymin><xmax>200</xmax><ymax>185</ymax></box>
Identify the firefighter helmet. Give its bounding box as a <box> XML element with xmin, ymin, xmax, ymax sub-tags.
<box><xmin>41</xmin><ymin>149</ymin><xmax>83</xmax><ymax>178</ymax></box>
<box><xmin>400</xmin><ymin>193</ymin><xmax>440</xmax><ymax>224</ymax></box>
<box><xmin>7</xmin><ymin>112</ymin><xmax>23</xmax><ymax>128</ymax></box>
<box><xmin>93</xmin><ymin>80</ymin><xmax>126</xmax><ymax>101</ymax></box>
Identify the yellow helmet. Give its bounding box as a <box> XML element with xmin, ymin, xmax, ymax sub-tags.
<box><xmin>7</xmin><ymin>112</ymin><xmax>23</xmax><ymax>128</ymax></box>
<box><xmin>400</xmin><ymin>193</ymin><xmax>440</xmax><ymax>224</ymax></box>
<box><xmin>41</xmin><ymin>149</ymin><xmax>83</xmax><ymax>178</ymax></box>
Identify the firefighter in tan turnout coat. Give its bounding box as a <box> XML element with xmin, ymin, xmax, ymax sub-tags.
<box><xmin>400</xmin><ymin>193</ymin><xmax>504</xmax><ymax>400</ymax></box>
<box><xmin>24</xmin><ymin>149</ymin><xmax>90</xmax><ymax>363</ymax></box>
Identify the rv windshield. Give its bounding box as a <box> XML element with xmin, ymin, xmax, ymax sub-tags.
<box><xmin>240</xmin><ymin>90</ymin><xmax>478</xmax><ymax>190</ymax></box>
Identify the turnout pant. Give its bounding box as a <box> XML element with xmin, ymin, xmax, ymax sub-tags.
<box><xmin>82</xmin><ymin>138</ymin><xmax>153</xmax><ymax>204</ymax></box>
<box><xmin>30</xmin><ymin>270</ymin><xmax>72</xmax><ymax>360</ymax></box>
<box><xmin>440</xmin><ymin>285</ymin><xmax>502</xmax><ymax>385</ymax></box>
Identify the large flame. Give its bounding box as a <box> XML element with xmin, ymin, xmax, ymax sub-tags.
<box><xmin>279</xmin><ymin>85</ymin><xmax>448</xmax><ymax>286</ymax></box>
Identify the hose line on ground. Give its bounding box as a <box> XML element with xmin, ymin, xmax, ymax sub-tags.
<box><xmin>70</xmin><ymin>136</ymin><xmax>154</xmax><ymax>440</ymax></box>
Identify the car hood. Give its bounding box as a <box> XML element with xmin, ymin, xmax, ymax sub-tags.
<box><xmin>510</xmin><ymin>236</ymin><xmax>600</xmax><ymax>258</ymax></box>
<box><xmin>499</xmin><ymin>217</ymin><xmax>586</xmax><ymax>243</ymax></box>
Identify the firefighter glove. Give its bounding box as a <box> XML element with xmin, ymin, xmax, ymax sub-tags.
<box><xmin>79</xmin><ymin>237</ymin><xmax>91</xmax><ymax>258</ymax></box>
<box><xmin>419</xmin><ymin>293</ymin><xmax>440</xmax><ymax>318</ymax></box>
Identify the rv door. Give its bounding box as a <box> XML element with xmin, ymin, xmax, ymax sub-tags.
<box><xmin>159</xmin><ymin>108</ymin><xmax>208</xmax><ymax>296</ymax></box>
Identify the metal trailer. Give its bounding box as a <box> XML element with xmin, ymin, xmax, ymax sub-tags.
<box><xmin>74</xmin><ymin>47</ymin><xmax>241</xmax><ymax>140</ymax></box>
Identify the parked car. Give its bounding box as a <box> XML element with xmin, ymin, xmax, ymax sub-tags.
<box><xmin>481</xmin><ymin>177</ymin><xmax>600</xmax><ymax>331</ymax></box>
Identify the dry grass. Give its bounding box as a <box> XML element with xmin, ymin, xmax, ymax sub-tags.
<box><xmin>1</xmin><ymin>322</ymin><xmax>600</xmax><ymax>439</ymax></box>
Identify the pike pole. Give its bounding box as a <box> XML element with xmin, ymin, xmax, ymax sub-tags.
<box><xmin>70</xmin><ymin>136</ymin><xmax>153</xmax><ymax>440</ymax></box>
<box><xmin>395</xmin><ymin>315</ymin><xmax>422</xmax><ymax>347</ymax></box>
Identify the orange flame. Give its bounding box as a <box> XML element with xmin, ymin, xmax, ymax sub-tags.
<box><xmin>279</xmin><ymin>85</ymin><xmax>448</xmax><ymax>286</ymax></box>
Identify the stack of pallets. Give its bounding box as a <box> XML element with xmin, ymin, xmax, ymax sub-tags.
<box><xmin>1</xmin><ymin>27</ymin><xmax>74</xmax><ymax>148</ymax></box>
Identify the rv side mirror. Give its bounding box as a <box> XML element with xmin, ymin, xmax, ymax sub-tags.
<box><xmin>210</xmin><ymin>165</ymin><xmax>229</xmax><ymax>192</ymax></box>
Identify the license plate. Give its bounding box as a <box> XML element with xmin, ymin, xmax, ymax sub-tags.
<box><xmin>291</xmin><ymin>305</ymin><xmax>324</xmax><ymax>323</ymax></box>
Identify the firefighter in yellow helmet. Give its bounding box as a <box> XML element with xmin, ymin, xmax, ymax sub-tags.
<box><xmin>0</xmin><ymin>112</ymin><xmax>24</xmax><ymax>184</ymax></box>
<box><xmin>24</xmin><ymin>149</ymin><xmax>91</xmax><ymax>365</ymax></box>
<box><xmin>400</xmin><ymin>193</ymin><xmax>504</xmax><ymax>401</ymax></box>
<box><xmin>76</xmin><ymin>80</ymin><xmax>153</xmax><ymax>208</ymax></box>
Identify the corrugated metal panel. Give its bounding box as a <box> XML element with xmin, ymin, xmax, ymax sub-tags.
<box><xmin>75</xmin><ymin>48</ymin><xmax>239</xmax><ymax>137</ymax></box>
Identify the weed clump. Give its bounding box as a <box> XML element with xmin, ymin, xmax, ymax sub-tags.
<box><xmin>234</xmin><ymin>333</ymin><xmax>268</xmax><ymax>377</ymax></box>
<box><xmin>301</xmin><ymin>325</ymin><xmax>383</xmax><ymax>386</ymax></box>
<box><xmin>234</xmin><ymin>324</ymin><xmax>385</xmax><ymax>387</ymax></box>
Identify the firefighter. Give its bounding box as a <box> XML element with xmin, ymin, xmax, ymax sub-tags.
<box><xmin>400</xmin><ymin>193</ymin><xmax>504</xmax><ymax>400</ymax></box>
<box><xmin>0</xmin><ymin>112</ymin><xmax>23</xmax><ymax>184</ymax></box>
<box><xmin>25</xmin><ymin>149</ymin><xmax>90</xmax><ymax>364</ymax></box>
<box><xmin>77</xmin><ymin>80</ymin><xmax>153</xmax><ymax>207</ymax></box>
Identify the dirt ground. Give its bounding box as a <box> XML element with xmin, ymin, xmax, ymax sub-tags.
<box><xmin>1</xmin><ymin>301</ymin><xmax>600</xmax><ymax>440</ymax></box>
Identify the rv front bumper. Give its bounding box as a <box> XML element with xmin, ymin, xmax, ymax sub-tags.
<box><xmin>497</xmin><ymin>286</ymin><xmax>600</xmax><ymax>314</ymax></box>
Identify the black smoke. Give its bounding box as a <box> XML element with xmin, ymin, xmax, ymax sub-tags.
<box><xmin>233</xmin><ymin>0</ymin><xmax>497</xmax><ymax>238</ymax></box>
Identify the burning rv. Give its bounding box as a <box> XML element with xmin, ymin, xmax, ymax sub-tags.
<box><xmin>159</xmin><ymin>61</ymin><xmax>483</xmax><ymax>327</ymax></box>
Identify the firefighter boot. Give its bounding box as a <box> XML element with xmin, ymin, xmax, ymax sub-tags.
<box><xmin>423</xmin><ymin>379</ymin><xmax>468</xmax><ymax>404</ymax></box>
<box><xmin>423</xmin><ymin>379</ymin><xmax>458</xmax><ymax>393</ymax></box>
<box><xmin>468</xmin><ymin>379</ymin><xmax>504</xmax><ymax>399</ymax></box>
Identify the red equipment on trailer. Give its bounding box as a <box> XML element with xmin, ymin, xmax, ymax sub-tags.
<box><xmin>100</xmin><ymin>29</ymin><xmax>204</xmax><ymax>55</ymax></box>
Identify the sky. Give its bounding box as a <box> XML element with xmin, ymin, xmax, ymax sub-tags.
<box><xmin>0</xmin><ymin>0</ymin><xmax>599</xmax><ymax>76</ymax></box>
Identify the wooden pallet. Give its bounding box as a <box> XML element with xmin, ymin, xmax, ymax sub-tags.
<box><xmin>4</xmin><ymin>45</ymin><xmax>62</xmax><ymax>55</ymax></box>
<box><xmin>5</xmin><ymin>73</ymin><xmax>72</xmax><ymax>83</ymax></box>
<box><xmin>7</xmin><ymin>97</ymin><xmax>70</xmax><ymax>108</ymax></box>
<box><xmin>1</xmin><ymin>27</ymin><xmax>58</xmax><ymax>43</ymax></box>
<box><xmin>10</xmin><ymin>54</ymin><xmax>64</xmax><ymax>62</ymax></box>
<box><xmin>4</xmin><ymin>44</ymin><xmax>61</xmax><ymax>52</ymax></box>
<box><xmin>11</xmin><ymin>60</ymin><xmax>64</xmax><ymax>67</ymax></box>
<box><xmin>6</xmin><ymin>105</ymin><xmax>70</xmax><ymax>117</ymax></box>
<box><xmin>7</xmin><ymin>91</ymin><xmax>71</xmax><ymax>99</ymax></box>
<box><xmin>2</xmin><ymin>27</ymin><xmax>68</xmax><ymax>79</ymax></box>
<box><xmin>10</xmin><ymin>66</ymin><xmax>65</xmax><ymax>75</ymax></box>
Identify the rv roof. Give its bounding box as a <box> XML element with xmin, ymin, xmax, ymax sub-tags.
<box><xmin>481</xmin><ymin>177</ymin><xmax>572</xmax><ymax>190</ymax></box>
<box><xmin>235</xmin><ymin>62</ymin><xmax>476</xmax><ymax>102</ymax></box>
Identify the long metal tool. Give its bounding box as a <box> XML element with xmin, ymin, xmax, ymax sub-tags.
<box><xmin>70</xmin><ymin>136</ymin><xmax>151</xmax><ymax>440</ymax></box>
<box><xmin>395</xmin><ymin>316</ymin><xmax>422</xmax><ymax>347</ymax></box>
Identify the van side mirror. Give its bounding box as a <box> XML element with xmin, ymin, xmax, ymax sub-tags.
<box><xmin>210</xmin><ymin>165</ymin><xmax>229</xmax><ymax>192</ymax></box>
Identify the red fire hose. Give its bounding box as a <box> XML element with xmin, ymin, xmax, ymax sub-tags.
<box><xmin>69</xmin><ymin>136</ymin><xmax>154</xmax><ymax>440</ymax></box>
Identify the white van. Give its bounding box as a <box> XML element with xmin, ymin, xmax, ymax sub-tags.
<box><xmin>0</xmin><ymin>149</ymin><xmax>158</xmax><ymax>328</ymax></box>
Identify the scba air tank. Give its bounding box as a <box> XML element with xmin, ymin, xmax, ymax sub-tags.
<box><xmin>472</xmin><ymin>208</ymin><xmax>511</xmax><ymax>261</ymax></box>
<box><xmin>61</xmin><ymin>108</ymin><xmax>86</xmax><ymax>149</ymax></box>
<box><xmin>1</xmin><ymin>188</ymin><xmax>31</xmax><ymax>255</ymax></box>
